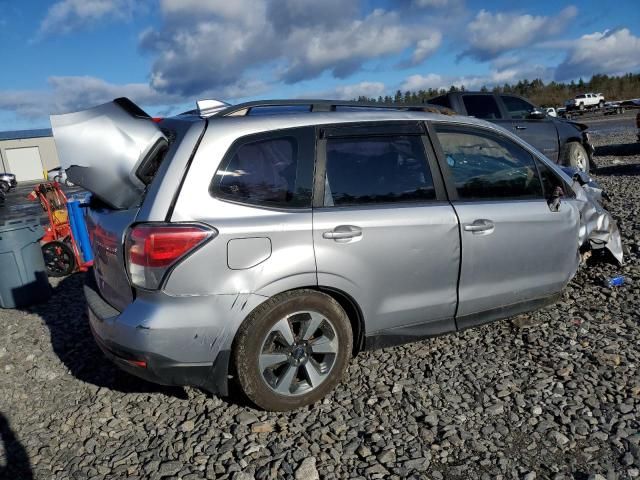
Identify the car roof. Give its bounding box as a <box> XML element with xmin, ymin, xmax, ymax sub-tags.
<box><xmin>202</xmin><ymin>108</ymin><xmax>510</xmax><ymax>142</ymax></box>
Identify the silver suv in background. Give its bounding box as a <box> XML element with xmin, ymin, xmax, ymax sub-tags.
<box><xmin>52</xmin><ymin>98</ymin><xmax>622</xmax><ymax>411</ymax></box>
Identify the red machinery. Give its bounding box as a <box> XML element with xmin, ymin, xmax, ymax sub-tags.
<box><xmin>28</xmin><ymin>182</ymin><xmax>92</xmax><ymax>276</ymax></box>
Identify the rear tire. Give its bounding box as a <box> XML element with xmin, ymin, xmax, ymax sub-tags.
<box><xmin>233</xmin><ymin>289</ymin><xmax>353</xmax><ymax>411</ymax></box>
<box><xmin>42</xmin><ymin>241</ymin><xmax>75</xmax><ymax>277</ymax></box>
<box><xmin>0</xmin><ymin>181</ymin><xmax>9</xmax><ymax>193</ymax></box>
<box><xmin>563</xmin><ymin>142</ymin><xmax>589</xmax><ymax>174</ymax></box>
<box><xmin>579</xmin><ymin>103</ymin><xmax>585</xmax><ymax>111</ymax></box>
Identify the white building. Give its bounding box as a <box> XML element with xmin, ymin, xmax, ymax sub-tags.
<box><xmin>0</xmin><ymin>129</ymin><xmax>60</xmax><ymax>182</ymax></box>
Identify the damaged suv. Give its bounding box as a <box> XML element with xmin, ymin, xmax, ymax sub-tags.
<box><xmin>51</xmin><ymin>99</ymin><xmax>622</xmax><ymax>411</ymax></box>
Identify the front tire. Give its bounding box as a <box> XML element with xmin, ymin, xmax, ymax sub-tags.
<box><xmin>563</xmin><ymin>142</ymin><xmax>589</xmax><ymax>173</ymax></box>
<box><xmin>233</xmin><ymin>290</ymin><xmax>353</xmax><ymax>411</ymax></box>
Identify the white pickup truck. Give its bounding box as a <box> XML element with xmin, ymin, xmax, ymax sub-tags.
<box><xmin>565</xmin><ymin>93</ymin><xmax>605</xmax><ymax>111</ymax></box>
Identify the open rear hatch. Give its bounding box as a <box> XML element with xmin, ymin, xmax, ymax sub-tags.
<box><xmin>51</xmin><ymin>97</ymin><xmax>168</xmax><ymax>209</ymax></box>
<box><xmin>51</xmin><ymin>98</ymin><xmax>169</xmax><ymax>311</ymax></box>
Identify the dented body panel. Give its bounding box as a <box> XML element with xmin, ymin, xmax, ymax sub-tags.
<box><xmin>51</xmin><ymin>99</ymin><xmax>168</xmax><ymax>210</ymax></box>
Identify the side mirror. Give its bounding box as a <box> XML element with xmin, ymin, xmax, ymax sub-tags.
<box><xmin>527</xmin><ymin>109</ymin><xmax>546</xmax><ymax>120</ymax></box>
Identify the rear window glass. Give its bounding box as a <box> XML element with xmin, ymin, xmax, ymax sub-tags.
<box><xmin>501</xmin><ymin>95</ymin><xmax>535</xmax><ymax>120</ymax></box>
<box><xmin>428</xmin><ymin>96</ymin><xmax>451</xmax><ymax>108</ymax></box>
<box><xmin>462</xmin><ymin>95</ymin><xmax>502</xmax><ymax>119</ymax></box>
<box><xmin>324</xmin><ymin>135</ymin><xmax>436</xmax><ymax>206</ymax></box>
<box><xmin>212</xmin><ymin>130</ymin><xmax>313</xmax><ymax>208</ymax></box>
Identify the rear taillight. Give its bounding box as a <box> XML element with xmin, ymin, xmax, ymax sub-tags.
<box><xmin>125</xmin><ymin>224</ymin><xmax>215</xmax><ymax>289</ymax></box>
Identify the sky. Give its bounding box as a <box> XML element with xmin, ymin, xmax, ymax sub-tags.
<box><xmin>0</xmin><ymin>0</ymin><xmax>639</xmax><ymax>130</ymax></box>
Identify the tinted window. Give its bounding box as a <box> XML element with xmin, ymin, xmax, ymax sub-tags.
<box><xmin>462</xmin><ymin>95</ymin><xmax>502</xmax><ymax>119</ymax></box>
<box><xmin>435</xmin><ymin>126</ymin><xmax>543</xmax><ymax>200</ymax></box>
<box><xmin>428</xmin><ymin>96</ymin><xmax>451</xmax><ymax>108</ymax></box>
<box><xmin>324</xmin><ymin>135</ymin><xmax>435</xmax><ymax>206</ymax></box>
<box><xmin>212</xmin><ymin>131</ymin><xmax>313</xmax><ymax>207</ymax></box>
<box><xmin>501</xmin><ymin>95</ymin><xmax>536</xmax><ymax>119</ymax></box>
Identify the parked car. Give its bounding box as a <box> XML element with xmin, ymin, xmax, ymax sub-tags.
<box><xmin>637</xmin><ymin>110</ymin><xmax>640</xmax><ymax>142</ymax></box>
<box><xmin>427</xmin><ymin>92</ymin><xmax>594</xmax><ymax>173</ymax></box>
<box><xmin>545</xmin><ymin>107</ymin><xmax>558</xmax><ymax>117</ymax></box>
<box><xmin>565</xmin><ymin>93</ymin><xmax>605</xmax><ymax>111</ymax></box>
<box><xmin>47</xmin><ymin>167</ymin><xmax>74</xmax><ymax>186</ymax></box>
<box><xmin>51</xmin><ymin>98</ymin><xmax>621</xmax><ymax>411</ymax></box>
<box><xmin>0</xmin><ymin>172</ymin><xmax>17</xmax><ymax>191</ymax></box>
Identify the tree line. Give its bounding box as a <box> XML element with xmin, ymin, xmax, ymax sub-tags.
<box><xmin>355</xmin><ymin>73</ymin><xmax>640</xmax><ymax>108</ymax></box>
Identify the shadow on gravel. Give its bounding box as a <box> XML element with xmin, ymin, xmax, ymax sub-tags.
<box><xmin>27</xmin><ymin>273</ymin><xmax>188</xmax><ymax>399</ymax></box>
<box><xmin>595</xmin><ymin>162</ymin><xmax>640</xmax><ymax>176</ymax></box>
<box><xmin>0</xmin><ymin>413</ymin><xmax>32</xmax><ymax>480</ymax></box>
<box><xmin>595</xmin><ymin>142</ymin><xmax>640</xmax><ymax>157</ymax></box>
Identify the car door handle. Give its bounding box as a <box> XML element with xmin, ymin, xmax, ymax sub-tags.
<box><xmin>463</xmin><ymin>219</ymin><xmax>494</xmax><ymax>233</ymax></box>
<box><xmin>514</xmin><ymin>125</ymin><xmax>527</xmax><ymax>130</ymax></box>
<box><xmin>323</xmin><ymin>225</ymin><xmax>362</xmax><ymax>240</ymax></box>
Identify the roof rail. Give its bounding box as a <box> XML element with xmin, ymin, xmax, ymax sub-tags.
<box><xmin>210</xmin><ymin>99</ymin><xmax>454</xmax><ymax>117</ymax></box>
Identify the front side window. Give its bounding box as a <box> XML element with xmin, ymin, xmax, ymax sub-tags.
<box><xmin>462</xmin><ymin>95</ymin><xmax>502</xmax><ymax>119</ymax></box>
<box><xmin>434</xmin><ymin>126</ymin><xmax>543</xmax><ymax>200</ymax></box>
<box><xmin>324</xmin><ymin>135</ymin><xmax>436</xmax><ymax>206</ymax></box>
<box><xmin>212</xmin><ymin>130</ymin><xmax>313</xmax><ymax>208</ymax></box>
<box><xmin>501</xmin><ymin>95</ymin><xmax>536</xmax><ymax>120</ymax></box>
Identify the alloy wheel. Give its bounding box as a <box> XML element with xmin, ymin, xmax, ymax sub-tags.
<box><xmin>259</xmin><ymin>311</ymin><xmax>338</xmax><ymax>396</ymax></box>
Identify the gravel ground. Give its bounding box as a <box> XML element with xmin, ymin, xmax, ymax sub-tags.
<box><xmin>1</xmin><ymin>127</ymin><xmax>639</xmax><ymax>480</ymax></box>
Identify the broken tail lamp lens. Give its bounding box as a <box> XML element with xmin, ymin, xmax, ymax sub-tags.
<box><xmin>126</xmin><ymin>224</ymin><xmax>215</xmax><ymax>289</ymax></box>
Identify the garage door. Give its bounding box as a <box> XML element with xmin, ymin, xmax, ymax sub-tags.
<box><xmin>5</xmin><ymin>147</ymin><xmax>44</xmax><ymax>182</ymax></box>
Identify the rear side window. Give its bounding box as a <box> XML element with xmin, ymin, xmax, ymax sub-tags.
<box><xmin>501</xmin><ymin>95</ymin><xmax>535</xmax><ymax>119</ymax></box>
<box><xmin>434</xmin><ymin>126</ymin><xmax>543</xmax><ymax>200</ymax></box>
<box><xmin>462</xmin><ymin>95</ymin><xmax>502</xmax><ymax>119</ymax></box>
<box><xmin>324</xmin><ymin>135</ymin><xmax>436</xmax><ymax>206</ymax></box>
<box><xmin>212</xmin><ymin>128</ymin><xmax>314</xmax><ymax>208</ymax></box>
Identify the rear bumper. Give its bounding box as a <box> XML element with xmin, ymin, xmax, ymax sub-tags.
<box><xmin>84</xmin><ymin>272</ymin><xmax>263</xmax><ymax>395</ymax></box>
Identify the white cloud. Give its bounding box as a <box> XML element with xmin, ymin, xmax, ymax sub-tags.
<box><xmin>412</xmin><ymin>32</ymin><xmax>443</xmax><ymax>65</ymax></box>
<box><xmin>555</xmin><ymin>28</ymin><xmax>640</xmax><ymax>80</ymax></box>
<box><xmin>401</xmin><ymin>64</ymin><xmax>553</xmax><ymax>92</ymax></box>
<box><xmin>0</xmin><ymin>76</ymin><xmax>177</xmax><ymax>119</ymax></box>
<box><xmin>140</xmin><ymin>1</ymin><xmax>443</xmax><ymax>96</ymax></box>
<box><xmin>401</xmin><ymin>73</ymin><xmax>445</xmax><ymax>91</ymax></box>
<box><xmin>38</xmin><ymin>0</ymin><xmax>138</xmax><ymax>36</ymax></box>
<box><xmin>462</xmin><ymin>6</ymin><xmax>577</xmax><ymax>60</ymax></box>
<box><xmin>282</xmin><ymin>9</ymin><xmax>420</xmax><ymax>82</ymax></box>
<box><xmin>300</xmin><ymin>81</ymin><xmax>386</xmax><ymax>100</ymax></box>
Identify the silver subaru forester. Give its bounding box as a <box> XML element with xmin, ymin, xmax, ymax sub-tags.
<box><xmin>51</xmin><ymin>98</ymin><xmax>622</xmax><ymax>411</ymax></box>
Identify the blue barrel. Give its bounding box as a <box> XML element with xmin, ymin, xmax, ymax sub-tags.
<box><xmin>67</xmin><ymin>199</ymin><xmax>93</xmax><ymax>263</ymax></box>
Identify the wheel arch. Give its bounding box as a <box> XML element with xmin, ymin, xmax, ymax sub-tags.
<box><xmin>314</xmin><ymin>286</ymin><xmax>365</xmax><ymax>355</ymax></box>
<box><xmin>231</xmin><ymin>285</ymin><xmax>366</xmax><ymax>358</ymax></box>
